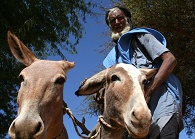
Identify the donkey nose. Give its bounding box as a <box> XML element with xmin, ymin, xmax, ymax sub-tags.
<box><xmin>130</xmin><ymin>107</ymin><xmax>152</xmax><ymax>128</ymax></box>
<box><xmin>9</xmin><ymin>116</ymin><xmax>44</xmax><ymax>138</ymax></box>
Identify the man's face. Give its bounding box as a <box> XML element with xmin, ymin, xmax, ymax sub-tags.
<box><xmin>108</xmin><ymin>9</ymin><xmax>127</xmax><ymax>33</ymax></box>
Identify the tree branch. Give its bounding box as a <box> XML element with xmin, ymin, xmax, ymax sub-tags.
<box><xmin>63</xmin><ymin>101</ymin><xmax>90</xmax><ymax>135</ymax></box>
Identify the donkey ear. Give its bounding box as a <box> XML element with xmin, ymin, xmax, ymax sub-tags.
<box><xmin>75</xmin><ymin>69</ymin><xmax>109</xmax><ymax>96</ymax></box>
<box><xmin>7</xmin><ymin>30</ymin><xmax>38</xmax><ymax>66</ymax></box>
<box><xmin>139</xmin><ymin>68</ymin><xmax>158</xmax><ymax>79</ymax></box>
<box><xmin>59</xmin><ymin>60</ymin><xmax>75</xmax><ymax>72</ymax></box>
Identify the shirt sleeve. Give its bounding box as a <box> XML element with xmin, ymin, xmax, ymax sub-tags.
<box><xmin>137</xmin><ymin>33</ymin><xmax>169</xmax><ymax>60</ymax></box>
<box><xmin>103</xmin><ymin>47</ymin><xmax>117</xmax><ymax>68</ymax></box>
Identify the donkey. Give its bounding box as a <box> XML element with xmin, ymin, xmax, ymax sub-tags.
<box><xmin>75</xmin><ymin>63</ymin><xmax>157</xmax><ymax>139</ymax></box>
<box><xmin>7</xmin><ymin>31</ymin><xmax>74</xmax><ymax>139</ymax></box>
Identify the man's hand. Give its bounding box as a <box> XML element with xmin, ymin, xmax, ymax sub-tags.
<box><xmin>144</xmin><ymin>80</ymin><xmax>154</xmax><ymax>103</ymax></box>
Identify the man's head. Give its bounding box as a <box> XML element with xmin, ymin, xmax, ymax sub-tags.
<box><xmin>105</xmin><ymin>6</ymin><xmax>132</xmax><ymax>41</ymax></box>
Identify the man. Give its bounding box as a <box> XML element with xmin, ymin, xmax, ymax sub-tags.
<box><xmin>100</xmin><ymin>6</ymin><xmax>183</xmax><ymax>139</ymax></box>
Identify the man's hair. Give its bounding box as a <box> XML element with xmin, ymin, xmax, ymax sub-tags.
<box><xmin>105</xmin><ymin>6</ymin><xmax>132</xmax><ymax>26</ymax></box>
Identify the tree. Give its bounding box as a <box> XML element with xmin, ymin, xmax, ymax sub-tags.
<box><xmin>0</xmin><ymin>0</ymin><xmax>96</xmax><ymax>138</ymax></box>
<box><xmin>120</xmin><ymin>0</ymin><xmax>195</xmax><ymax>136</ymax></box>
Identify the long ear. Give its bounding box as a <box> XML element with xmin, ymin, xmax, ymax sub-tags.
<box><xmin>7</xmin><ymin>30</ymin><xmax>38</xmax><ymax>66</ymax></box>
<box><xmin>75</xmin><ymin>68</ymin><xmax>109</xmax><ymax>96</ymax></box>
<box><xmin>139</xmin><ymin>68</ymin><xmax>158</xmax><ymax>79</ymax></box>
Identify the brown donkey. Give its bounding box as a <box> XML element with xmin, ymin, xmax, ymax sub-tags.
<box><xmin>7</xmin><ymin>31</ymin><xmax>74</xmax><ymax>139</ymax></box>
<box><xmin>75</xmin><ymin>63</ymin><xmax>157</xmax><ymax>139</ymax></box>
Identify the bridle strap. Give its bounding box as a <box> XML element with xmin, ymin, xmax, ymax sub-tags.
<box><xmin>98</xmin><ymin>115</ymin><xmax>123</xmax><ymax>129</ymax></box>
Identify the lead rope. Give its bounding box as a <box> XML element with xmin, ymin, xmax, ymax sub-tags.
<box><xmin>98</xmin><ymin>115</ymin><xmax>123</xmax><ymax>130</ymax></box>
<box><xmin>63</xmin><ymin>103</ymin><xmax>101</xmax><ymax>139</ymax></box>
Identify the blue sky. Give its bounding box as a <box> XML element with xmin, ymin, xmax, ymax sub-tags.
<box><xmin>48</xmin><ymin>1</ymin><xmax>190</xmax><ymax>139</ymax></box>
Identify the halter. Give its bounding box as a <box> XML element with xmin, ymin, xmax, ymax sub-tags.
<box><xmin>98</xmin><ymin>115</ymin><xmax>123</xmax><ymax>130</ymax></box>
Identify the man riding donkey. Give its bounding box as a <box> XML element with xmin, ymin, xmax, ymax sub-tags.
<box><xmin>93</xmin><ymin>6</ymin><xmax>183</xmax><ymax>139</ymax></box>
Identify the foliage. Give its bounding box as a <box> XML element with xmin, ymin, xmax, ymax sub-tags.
<box><xmin>0</xmin><ymin>0</ymin><xmax>95</xmax><ymax>138</ymax></box>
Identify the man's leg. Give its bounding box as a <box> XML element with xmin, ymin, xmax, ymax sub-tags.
<box><xmin>157</xmin><ymin>114</ymin><xmax>179</xmax><ymax>139</ymax></box>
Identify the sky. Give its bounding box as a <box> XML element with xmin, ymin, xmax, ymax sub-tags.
<box><xmin>46</xmin><ymin>1</ymin><xmax>191</xmax><ymax>139</ymax></box>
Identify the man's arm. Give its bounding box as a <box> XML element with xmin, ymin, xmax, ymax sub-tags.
<box><xmin>144</xmin><ymin>51</ymin><xmax>177</xmax><ymax>103</ymax></box>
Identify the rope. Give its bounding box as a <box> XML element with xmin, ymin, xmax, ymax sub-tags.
<box><xmin>64</xmin><ymin>107</ymin><xmax>101</xmax><ymax>139</ymax></box>
<box><xmin>98</xmin><ymin>115</ymin><xmax>122</xmax><ymax>130</ymax></box>
<box><xmin>62</xmin><ymin>102</ymin><xmax>122</xmax><ymax>138</ymax></box>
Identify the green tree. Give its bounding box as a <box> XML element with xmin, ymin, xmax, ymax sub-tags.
<box><xmin>121</xmin><ymin>0</ymin><xmax>195</xmax><ymax>136</ymax></box>
<box><xmin>0</xmin><ymin>0</ymin><xmax>96</xmax><ymax>138</ymax></box>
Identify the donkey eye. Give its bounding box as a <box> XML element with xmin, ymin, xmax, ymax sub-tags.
<box><xmin>55</xmin><ymin>77</ymin><xmax>66</xmax><ymax>85</ymax></box>
<box><xmin>111</xmin><ymin>74</ymin><xmax>120</xmax><ymax>81</ymax></box>
<box><xmin>142</xmin><ymin>79</ymin><xmax>148</xmax><ymax>85</ymax></box>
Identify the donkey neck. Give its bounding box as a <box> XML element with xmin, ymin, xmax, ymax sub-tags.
<box><xmin>46</xmin><ymin>106</ymin><xmax>68</xmax><ymax>139</ymax></box>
